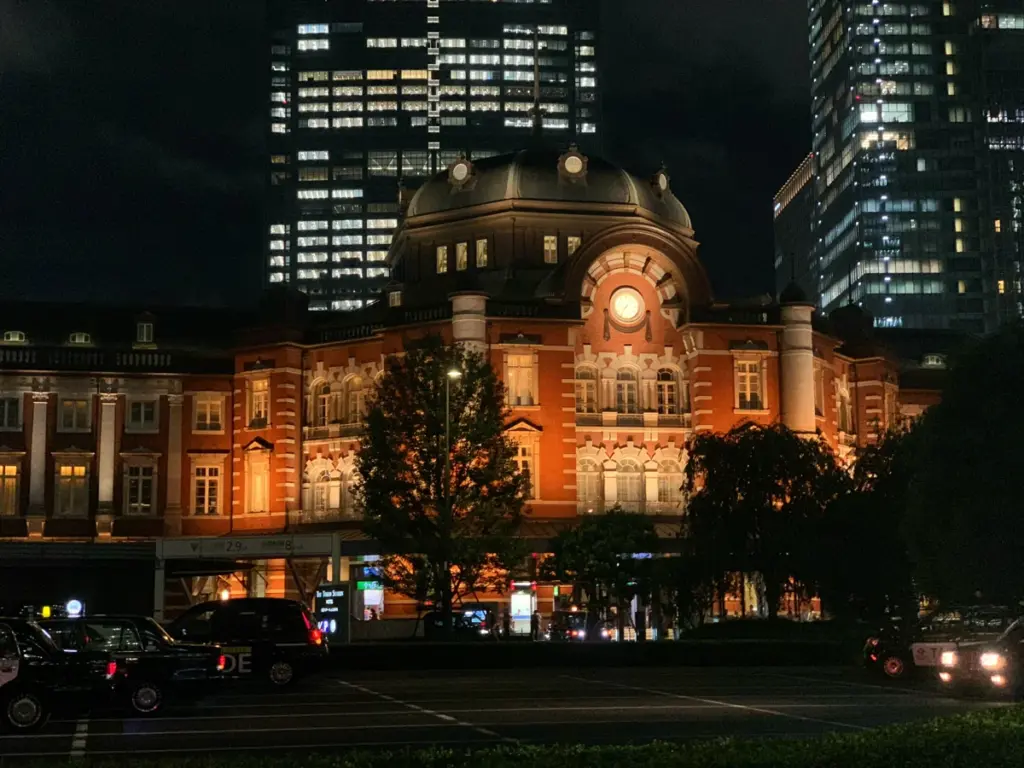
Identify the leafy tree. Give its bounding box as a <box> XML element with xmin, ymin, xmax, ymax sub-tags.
<box><xmin>542</xmin><ymin>509</ymin><xmax>660</xmax><ymax>637</ymax></box>
<box><xmin>906</xmin><ymin>325</ymin><xmax>1024</xmax><ymax>605</ymax></box>
<box><xmin>684</xmin><ymin>423</ymin><xmax>852</xmax><ymax>619</ymax></box>
<box><xmin>816</xmin><ymin>427</ymin><xmax>917</xmax><ymax>621</ymax></box>
<box><xmin>357</xmin><ymin>336</ymin><xmax>529</xmax><ymax>634</ymax></box>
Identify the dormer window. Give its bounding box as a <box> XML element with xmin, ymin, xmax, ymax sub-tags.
<box><xmin>922</xmin><ymin>354</ymin><xmax>947</xmax><ymax>369</ymax></box>
<box><xmin>69</xmin><ymin>332</ymin><xmax>91</xmax><ymax>345</ymax></box>
<box><xmin>136</xmin><ymin>322</ymin><xmax>154</xmax><ymax>344</ymax></box>
<box><xmin>388</xmin><ymin>290</ymin><xmax>402</xmax><ymax>308</ymax></box>
<box><xmin>2</xmin><ymin>331</ymin><xmax>26</xmax><ymax>344</ymax></box>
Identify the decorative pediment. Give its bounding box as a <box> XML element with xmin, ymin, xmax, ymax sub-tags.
<box><xmin>505</xmin><ymin>417</ymin><xmax>542</xmax><ymax>433</ymax></box>
<box><xmin>243</xmin><ymin>437</ymin><xmax>274</xmax><ymax>452</ymax></box>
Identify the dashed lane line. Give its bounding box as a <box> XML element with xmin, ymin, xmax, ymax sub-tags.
<box><xmin>561</xmin><ymin>675</ymin><xmax>869</xmax><ymax>732</ymax></box>
<box><xmin>339</xmin><ymin>680</ymin><xmax>518</xmax><ymax>744</ymax></box>
<box><xmin>69</xmin><ymin>718</ymin><xmax>89</xmax><ymax>760</ymax></box>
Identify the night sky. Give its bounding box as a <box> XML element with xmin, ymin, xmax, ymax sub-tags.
<box><xmin>0</xmin><ymin>1</ymin><xmax>809</xmax><ymax>307</ymax></box>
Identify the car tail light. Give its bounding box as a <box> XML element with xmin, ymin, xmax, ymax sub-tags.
<box><xmin>309</xmin><ymin>627</ymin><xmax>323</xmax><ymax>646</ymax></box>
<box><xmin>105</xmin><ymin>660</ymin><xmax>117</xmax><ymax>679</ymax></box>
<box><xmin>217</xmin><ymin>655</ymin><xmax>226</xmax><ymax>672</ymax></box>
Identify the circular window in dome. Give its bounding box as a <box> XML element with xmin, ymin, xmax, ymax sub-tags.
<box><xmin>448</xmin><ymin>159</ymin><xmax>474</xmax><ymax>188</ymax></box>
<box><xmin>610</xmin><ymin>287</ymin><xmax>645</xmax><ymax>326</ymax></box>
<box><xmin>564</xmin><ymin>155</ymin><xmax>584</xmax><ymax>175</ymax></box>
<box><xmin>657</xmin><ymin>172</ymin><xmax>669</xmax><ymax>192</ymax></box>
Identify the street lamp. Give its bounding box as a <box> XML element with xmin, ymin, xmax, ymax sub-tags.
<box><xmin>445</xmin><ymin>368</ymin><xmax>462</xmax><ymax>471</ymax></box>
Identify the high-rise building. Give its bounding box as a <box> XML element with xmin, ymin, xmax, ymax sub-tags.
<box><xmin>785</xmin><ymin>1</ymin><xmax>1024</xmax><ymax>332</ymax></box>
<box><xmin>774</xmin><ymin>153</ymin><xmax>817</xmax><ymax>300</ymax></box>
<box><xmin>266</xmin><ymin>0</ymin><xmax>601</xmax><ymax>312</ymax></box>
<box><xmin>805</xmin><ymin>0</ymin><xmax>983</xmax><ymax>331</ymax></box>
<box><xmin>969</xmin><ymin>4</ymin><xmax>1024</xmax><ymax>325</ymax></box>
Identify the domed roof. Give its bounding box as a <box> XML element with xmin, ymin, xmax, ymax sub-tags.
<box><xmin>405</xmin><ymin>147</ymin><xmax>693</xmax><ymax>230</ymax></box>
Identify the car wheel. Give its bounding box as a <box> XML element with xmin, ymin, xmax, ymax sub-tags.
<box><xmin>882</xmin><ymin>655</ymin><xmax>907</xmax><ymax>679</ymax></box>
<box><xmin>268</xmin><ymin>661</ymin><xmax>295</xmax><ymax>687</ymax></box>
<box><xmin>129</xmin><ymin>681</ymin><xmax>163</xmax><ymax>716</ymax></box>
<box><xmin>3</xmin><ymin>689</ymin><xmax>49</xmax><ymax>732</ymax></box>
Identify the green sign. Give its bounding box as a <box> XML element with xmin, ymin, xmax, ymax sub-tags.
<box><xmin>357</xmin><ymin>580</ymin><xmax>382</xmax><ymax>591</ymax></box>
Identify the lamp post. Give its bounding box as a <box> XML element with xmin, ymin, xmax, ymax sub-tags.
<box><xmin>443</xmin><ymin>368</ymin><xmax>462</xmax><ymax>635</ymax></box>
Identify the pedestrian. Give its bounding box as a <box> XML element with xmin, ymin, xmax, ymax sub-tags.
<box><xmin>530</xmin><ymin>610</ymin><xmax>540</xmax><ymax>641</ymax></box>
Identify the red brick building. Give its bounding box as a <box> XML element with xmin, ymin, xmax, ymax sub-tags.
<box><xmin>0</xmin><ymin>148</ymin><xmax>960</xmax><ymax>622</ymax></box>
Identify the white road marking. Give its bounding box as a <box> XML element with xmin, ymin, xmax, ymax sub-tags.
<box><xmin>69</xmin><ymin>718</ymin><xmax>89</xmax><ymax>759</ymax></box>
<box><xmin>339</xmin><ymin>679</ymin><xmax>518</xmax><ymax>744</ymax></box>
<box><xmin>561</xmin><ymin>675</ymin><xmax>869</xmax><ymax>732</ymax></box>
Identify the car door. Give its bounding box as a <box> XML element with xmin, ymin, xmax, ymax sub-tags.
<box><xmin>210</xmin><ymin>604</ymin><xmax>261</xmax><ymax>678</ymax></box>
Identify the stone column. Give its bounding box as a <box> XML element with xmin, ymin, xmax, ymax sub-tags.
<box><xmin>97</xmin><ymin>393</ymin><xmax>119</xmax><ymax>514</ymax></box>
<box><xmin>451</xmin><ymin>293</ymin><xmax>488</xmax><ymax>354</ymax></box>
<box><xmin>779</xmin><ymin>302</ymin><xmax>817</xmax><ymax>436</ymax></box>
<box><xmin>28</xmin><ymin>392</ymin><xmax>50</xmax><ymax>518</ymax></box>
<box><xmin>164</xmin><ymin>394</ymin><xmax>184</xmax><ymax>536</ymax></box>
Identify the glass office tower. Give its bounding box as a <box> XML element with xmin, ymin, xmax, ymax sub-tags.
<box><xmin>266</xmin><ymin>0</ymin><xmax>601</xmax><ymax>311</ymax></box>
<box><xmin>809</xmin><ymin>0</ymin><xmax>983</xmax><ymax>331</ymax></box>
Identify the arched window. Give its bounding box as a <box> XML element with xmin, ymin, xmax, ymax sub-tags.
<box><xmin>616</xmin><ymin>459</ymin><xmax>643</xmax><ymax>506</ymax></box>
<box><xmin>315</xmin><ymin>384</ymin><xmax>331</xmax><ymax>426</ymax></box>
<box><xmin>312</xmin><ymin>470</ymin><xmax>331</xmax><ymax>515</ymax></box>
<box><xmin>577</xmin><ymin>458</ymin><xmax>602</xmax><ymax>504</ymax></box>
<box><xmin>345</xmin><ymin>377</ymin><xmax>365</xmax><ymax>423</ymax></box>
<box><xmin>575</xmin><ymin>367</ymin><xmax>598</xmax><ymax>414</ymax></box>
<box><xmin>615</xmin><ymin>369</ymin><xmax>639</xmax><ymax>414</ymax></box>
<box><xmin>656</xmin><ymin>368</ymin><xmax>678</xmax><ymax>415</ymax></box>
<box><xmin>657</xmin><ymin>460</ymin><xmax>683</xmax><ymax>504</ymax></box>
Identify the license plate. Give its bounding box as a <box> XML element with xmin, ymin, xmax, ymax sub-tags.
<box><xmin>911</xmin><ymin>642</ymin><xmax>956</xmax><ymax>666</ymax></box>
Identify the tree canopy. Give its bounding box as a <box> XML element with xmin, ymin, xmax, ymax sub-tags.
<box><xmin>356</xmin><ymin>336</ymin><xmax>529</xmax><ymax>630</ymax></box>
<box><xmin>683</xmin><ymin>423</ymin><xmax>852</xmax><ymax>619</ymax></box>
<box><xmin>906</xmin><ymin>324</ymin><xmax>1024</xmax><ymax>605</ymax></box>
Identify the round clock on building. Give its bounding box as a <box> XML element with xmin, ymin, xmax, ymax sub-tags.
<box><xmin>610</xmin><ymin>287</ymin><xmax>645</xmax><ymax>326</ymax></box>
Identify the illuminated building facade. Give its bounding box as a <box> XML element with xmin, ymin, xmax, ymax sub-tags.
<box><xmin>1</xmin><ymin>147</ymin><xmax>954</xmax><ymax>621</ymax></box>
<box><xmin>266</xmin><ymin>0</ymin><xmax>601</xmax><ymax>311</ymax></box>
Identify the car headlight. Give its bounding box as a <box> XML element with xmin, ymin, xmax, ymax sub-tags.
<box><xmin>980</xmin><ymin>652</ymin><xmax>1006</xmax><ymax>671</ymax></box>
<box><xmin>940</xmin><ymin>651</ymin><xmax>958</xmax><ymax>667</ymax></box>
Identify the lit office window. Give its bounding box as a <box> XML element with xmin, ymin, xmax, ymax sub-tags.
<box><xmin>436</xmin><ymin>246</ymin><xmax>449</xmax><ymax>274</ymax></box>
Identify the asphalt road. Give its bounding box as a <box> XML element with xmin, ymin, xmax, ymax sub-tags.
<box><xmin>2</xmin><ymin>667</ymin><xmax>1009</xmax><ymax>760</ymax></box>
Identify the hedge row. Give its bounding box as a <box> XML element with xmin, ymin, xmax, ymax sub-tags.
<box><xmin>27</xmin><ymin>706</ymin><xmax>1024</xmax><ymax>768</ymax></box>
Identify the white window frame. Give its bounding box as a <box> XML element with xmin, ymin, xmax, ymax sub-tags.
<box><xmin>508</xmin><ymin>430</ymin><xmax>540</xmax><ymax>499</ymax></box>
<box><xmin>574</xmin><ymin>367</ymin><xmax>598</xmax><ymax>414</ymax></box>
<box><xmin>123</xmin><ymin>460</ymin><xmax>157</xmax><ymax>516</ymax></box>
<box><xmin>616</xmin><ymin>459</ymin><xmax>644</xmax><ymax>506</ymax></box>
<box><xmin>54</xmin><ymin>461</ymin><xmax>90</xmax><ymax>518</ymax></box>
<box><xmin>657</xmin><ymin>461</ymin><xmax>684</xmax><ymax>504</ymax></box>
<box><xmin>0</xmin><ymin>396</ymin><xmax>21</xmax><ymax>431</ymax></box>
<box><xmin>0</xmin><ymin>460</ymin><xmax>20</xmax><ymax>517</ymax></box>
<box><xmin>656</xmin><ymin>369</ymin><xmax>679</xmax><ymax>415</ymax></box>
<box><xmin>456</xmin><ymin>242</ymin><xmax>469</xmax><ymax>271</ymax></box>
<box><xmin>125</xmin><ymin>398</ymin><xmax>159</xmax><ymax>434</ymax></box>
<box><xmin>193</xmin><ymin>394</ymin><xmax>225</xmax><ymax>434</ymax></box>
<box><xmin>436</xmin><ymin>245</ymin><xmax>449</xmax><ymax>274</ymax></box>
<box><xmin>246</xmin><ymin>452</ymin><xmax>271</xmax><ymax>513</ymax></box>
<box><xmin>248</xmin><ymin>378</ymin><xmax>270</xmax><ymax>429</ymax></box>
<box><xmin>814</xmin><ymin>362</ymin><xmax>825</xmax><ymax>417</ymax></box>
<box><xmin>734</xmin><ymin>356</ymin><xmax>767</xmax><ymax>412</ymax></box>
<box><xmin>58</xmin><ymin>397</ymin><xmax>91</xmax><ymax>433</ymax></box>
<box><xmin>136</xmin><ymin>322</ymin><xmax>154</xmax><ymax>344</ymax></box>
<box><xmin>615</xmin><ymin>369</ymin><xmax>640</xmax><ymax>414</ymax></box>
<box><xmin>68</xmin><ymin>332</ymin><xmax>91</xmax><ymax>345</ymax></box>
<box><xmin>505</xmin><ymin>351</ymin><xmax>537</xmax><ymax>407</ymax></box>
<box><xmin>476</xmin><ymin>238</ymin><xmax>489</xmax><ymax>268</ymax></box>
<box><xmin>344</xmin><ymin>377</ymin><xmax>366</xmax><ymax>424</ymax></box>
<box><xmin>576</xmin><ymin>458</ymin><xmax>602</xmax><ymax>504</ymax></box>
<box><xmin>192</xmin><ymin>462</ymin><xmax>222</xmax><ymax>516</ymax></box>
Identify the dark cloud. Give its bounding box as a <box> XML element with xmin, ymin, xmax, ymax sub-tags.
<box><xmin>0</xmin><ymin>0</ymin><xmax>809</xmax><ymax>306</ymax></box>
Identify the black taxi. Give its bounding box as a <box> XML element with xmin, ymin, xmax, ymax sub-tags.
<box><xmin>863</xmin><ymin>605</ymin><xmax>1017</xmax><ymax>680</ymax></box>
<box><xmin>939</xmin><ymin>617</ymin><xmax>1024</xmax><ymax>697</ymax></box>
<box><xmin>1</xmin><ymin>617</ymin><xmax>116</xmax><ymax>732</ymax></box>
<box><xmin>167</xmin><ymin>598</ymin><xmax>327</xmax><ymax>687</ymax></box>
<box><xmin>40</xmin><ymin>615</ymin><xmax>224</xmax><ymax>716</ymax></box>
